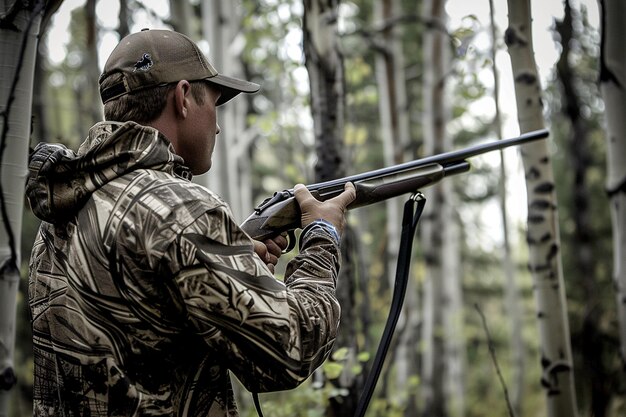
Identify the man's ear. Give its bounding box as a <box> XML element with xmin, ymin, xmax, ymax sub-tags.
<box><xmin>173</xmin><ymin>80</ymin><xmax>192</xmax><ymax>119</ymax></box>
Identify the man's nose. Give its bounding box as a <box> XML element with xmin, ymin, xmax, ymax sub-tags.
<box><xmin>216</xmin><ymin>123</ymin><xmax>221</xmax><ymax>135</ymax></box>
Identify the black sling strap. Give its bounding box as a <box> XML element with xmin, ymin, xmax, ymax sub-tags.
<box><xmin>354</xmin><ymin>191</ymin><xmax>426</xmax><ymax>417</ymax></box>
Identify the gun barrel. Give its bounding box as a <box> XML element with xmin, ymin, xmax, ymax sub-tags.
<box><xmin>304</xmin><ymin>128</ymin><xmax>548</xmax><ymax>193</ymax></box>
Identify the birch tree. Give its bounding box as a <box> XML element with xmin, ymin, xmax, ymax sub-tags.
<box><xmin>419</xmin><ymin>0</ymin><xmax>452</xmax><ymax>415</ymax></box>
<box><xmin>488</xmin><ymin>0</ymin><xmax>525</xmax><ymax>413</ymax></box>
<box><xmin>598</xmin><ymin>0</ymin><xmax>626</xmax><ymax>378</ymax></box>
<box><xmin>168</xmin><ymin>0</ymin><xmax>193</xmax><ymax>35</ymax></box>
<box><xmin>0</xmin><ymin>0</ymin><xmax>59</xmax><ymax>415</ymax></box>
<box><xmin>371</xmin><ymin>1</ymin><xmax>422</xmax><ymax>407</ymax></box>
<box><xmin>374</xmin><ymin>0</ymin><xmax>409</xmax><ymax>286</ymax></box>
<box><xmin>302</xmin><ymin>1</ymin><xmax>363</xmax><ymax>414</ymax></box>
<box><xmin>505</xmin><ymin>1</ymin><xmax>578</xmax><ymax>416</ymax></box>
<box><xmin>198</xmin><ymin>0</ymin><xmax>254</xmax><ymax>222</ymax></box>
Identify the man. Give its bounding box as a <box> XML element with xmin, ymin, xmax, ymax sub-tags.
<box><xmin>26</xmin><ymin>29</ymin><xmax>355</xmax><ymax>416</ymax></box>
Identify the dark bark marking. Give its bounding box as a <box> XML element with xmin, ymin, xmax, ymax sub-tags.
<box><xmin>530</xmin><ymin>199</ymin><xmax>553</xmax><ymax>210</ymax></box>
<box><xmin>526</xmin><ymin>166</ymin><xmax>540</xmax><ymax>181</ymax></box>
<box><xmin>516</xmin><ymin>72</ymin><xmax>537</xmax><ymax>85</ymax></box>
<box><xmin>527</xmin><ymin>232</ymin><xmax>551</xmax><ymax>244</ymax></box>
<box><xmin>530</xmin><ymin>262</ymin><xmax>551</xmax><ymax>273</ymax></box>
<box><xmin>547</xmin><ymin>243</ymin><xmax>559</xmax><ymax>261</ymax></box>
<box><xmin>534</xmin><ymin>182</ymin><xmax>554</xmax><ymax>194</ymax></box>
<box><xmin>504</xmin><ymin>27</ymin><xmax>527</xmax><ymax>47</ymax></box>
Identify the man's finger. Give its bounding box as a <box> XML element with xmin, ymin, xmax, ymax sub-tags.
<box><xmin>265</xmin><ymin>237</ymin><xmax>286</xmax><ymax>257</ymax></box>
<box><xmin>293</xmin><ymin>184</ymin><xmax>315</xmax><ymax>205</ymax></box>
<box><xmin>253</xmin><ymin>240</ymin><xmax>271</xmax><ymax>263</ymax></box>
<box><xmin>327</xmin><ymin>182</ymin><xmax>356</xmax><ymax>208</ymax></box>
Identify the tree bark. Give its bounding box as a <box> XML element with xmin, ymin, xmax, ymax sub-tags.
<box><xmin>303</xmin><ymin>0</ymin><xmax>345</xmax><ymax>182</ymax></box>
<box><xmin>505</xmin><ymin>1</ymin><xmax>579</xmax><ymax>416</ymax></box>
<box><xmin>303</xmin><ymin>2</ymin><xmax>361</xmax><ymax>416</ymax></box>
<box><xmin>0</xmin><ymin>0</ymin><xmax>45</xmax><ymax>414</ymax></box>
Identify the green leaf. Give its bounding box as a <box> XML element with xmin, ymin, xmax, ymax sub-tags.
<box><xmin>323</xmin><ymin>362</ymin><xmax>344</xmax><ymax>380</ymax></box>
<box><xmin>357</xmin><ymin>351</ymin><xmax>370</xmax><ymax>363</ymax></box>
<box><xmin>331</xmin><ymin>347</ymin><xmax>349</xmax><ymax>361</ymax></box>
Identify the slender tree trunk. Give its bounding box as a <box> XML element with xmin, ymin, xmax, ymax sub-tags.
<box><xmin>505</xmin><ymin>1</ymin><xmax>579</xmax><ymax>416</ymax></box>
<box><xmin>0</xmin><ymin>0</ymin><xmax>45</xmax><ymax>415</ymax></box>
<box><xmin>197</xmin><ymin>0</ymin><xmax>253</xmax><ymax>222</ymax></box>
<box><xmin>117</xmin><ymin>0</ymin><xmax>130</xmax><ymax>39</ymax></box>
<box><xmin>555</xmin><ymin>3</ymin><xmax>612</xmax><ymax>417</ymax></box>
<box><xmin>488</xmin><ymin>0</ymin><xmax>525</xmax><ymax>413</ymax></box>
<box><xmin>33</xmin><ymin>43</ymin><xmax>49</xmax><ymax>143</ymax></box>
<box><xmin>85</xmin><ymin>0</ymin><xmax>101</xmax><ymax>125</ymax></box>
<box><xmin>598</xmin><ymin>0</ymin><xmax>626</xmax><ymax>380</ymax></box>
<box><xmin>303</xmin><ymin>2</ymin><xmax>362</xmax><ymax>416</ymax></box>
<box><xmin>303</xmin><ymin>0</ymin><xmax>345</xmax><ymax>182</ymax></box>
<box><xmin>420</xmin><ymin>0</ymin><xmax>450</xmax><ymax>416</ymax></box>
<box><xmin>169</xmin><ymin>0</ymin><xmax>194</xmax><ymax>36</ymax></box>
<box><xmin>374</xmin><ymin>0</ymin><xmax>409</xmax><ymax>288</ymax></box>
<box><xmin>442</xmin><ymin>193</ymin><xmax>465</xmax><ymax>417</ymax></box>
<box><xmin>371</xmin><ymin>1</ymin><xmax>421</xmax><ymax>409</ymax></box>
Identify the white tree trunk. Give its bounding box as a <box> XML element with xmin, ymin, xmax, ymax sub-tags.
<box><xmin>374</xmin><ymin>0</ymin><xmax>402</xmax><ymax>289</ymax></box>
<box><xmin>169</xmin><ymin>0</ymin><xmax>194</xmax><ymax>35</ymax></box>
<box><xmin>372</xmin><ymin>0</ymin><xmax>421</xmax><ymax>398</ymax></box>
<box><xmin>198</xmin><ymin>0</ymin><xmax>252</xmax><ymax>222</ymax></box>
<box><xmin>598</xmin><ymin>0</ymin><xmax>626</xmax><ymax>370</ymax></box>
<box><xmin>0</xmin><ymin>1</ymin><xmax>43</xmax><ymax>414</ymax></box>
<box><xmin>85</xmin><ymin>0</ymin><xmax>102</xmax><ymax>125</ymax></box>
<box><xmin>488</xmin><ymin>0</ymin><xmax>525</xmax><ymax>413</ymax></box>
<box><xmin>505</xmin><ymin>1</ymin><xmax>578</xmax><ymax>416</ymax></box>
<box><xmin>420</xmin><ymin>0</ymin><xmax>451</xmax><ymax>415</ymax></box>
<box><xmin>442</xmin><ymin>190</ymin><xmax>465</xmax><ymax>417</ymax></box>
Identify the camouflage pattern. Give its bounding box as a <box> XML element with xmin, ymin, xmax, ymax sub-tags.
<box><xmin>26</xmin><ymin>121</ymin><xmax>341</xmax><ymax>416</ymax></box>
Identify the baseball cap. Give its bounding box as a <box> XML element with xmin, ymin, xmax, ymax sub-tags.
<box><xmin>99</xmin><ymin>29</ymin><xmax>260</xmax><ymax>106</ymax></box>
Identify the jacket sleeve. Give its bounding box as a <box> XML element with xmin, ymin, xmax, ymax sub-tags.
<box><xmin>167</xmin><ymin>202</ymin><xmax>342</xmax><ymax>392</ymax></box>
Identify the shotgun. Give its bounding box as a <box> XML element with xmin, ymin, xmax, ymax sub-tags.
<box><xmin>241</xmin><ymin>129</ymin><xmax>549</xmax><ymax>249</ymax></box>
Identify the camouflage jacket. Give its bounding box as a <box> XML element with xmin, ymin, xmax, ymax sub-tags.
<box><xmin>26</xmin><ymin>121</ymin><xmax>341</xmax><ymax>417</ymax></box>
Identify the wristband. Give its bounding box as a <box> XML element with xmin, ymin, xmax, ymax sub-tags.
<box><xmin>300</xmin><ymin>219</ymin><xmax>340</xmax><ymax>246</ymax></box>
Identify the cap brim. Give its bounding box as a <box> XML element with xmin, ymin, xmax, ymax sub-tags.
<box><xmin>206</xmin><ymin>74</ymin><xmax>260</xmax><ymax>106</ymax></box>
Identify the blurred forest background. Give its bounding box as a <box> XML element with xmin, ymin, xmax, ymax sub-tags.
<box><xmin>2</xmin><ymin>0</ymin><xmax>624</xmax><ymax>416</ymax></box>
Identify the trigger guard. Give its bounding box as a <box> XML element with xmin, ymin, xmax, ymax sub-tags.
<box><xmin>283</xmin><ymin>230</ymin><xmax>297</xmax><ymax>253</ymax></box>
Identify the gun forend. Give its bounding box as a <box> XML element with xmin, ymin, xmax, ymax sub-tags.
<box><xmin>240</xmin><ymin>162</ymin><xmax>469</xmax><ymax>241</ymax></box>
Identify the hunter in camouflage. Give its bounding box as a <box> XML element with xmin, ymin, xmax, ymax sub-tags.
<box><xmin>26</xmin><ymin>29</ymin><xmax>355</xmax><ymax>417</ymax></box>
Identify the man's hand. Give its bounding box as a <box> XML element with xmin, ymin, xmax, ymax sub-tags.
<box><xmin>294</xmin><ymin>182</ymin><xmax>356</xmax><ymax>236</ymax></box>
<box><xmin>253</xmin><ymin>234</ymin><xmax>288</xmax><ymax>274</ymax></box>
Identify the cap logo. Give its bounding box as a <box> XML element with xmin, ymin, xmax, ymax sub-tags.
<box><xmin>133</xmin><ymin>53</ymin><xmax>153</xmax><ymax>72</ymax></box>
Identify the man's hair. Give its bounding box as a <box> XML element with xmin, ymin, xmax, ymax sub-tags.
<box><xmin>102</xmin><ymin>75</ymin><xmax>211</xmax><ymax>123</ymax></box>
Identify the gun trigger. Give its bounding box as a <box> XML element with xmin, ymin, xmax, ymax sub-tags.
<box><xmin>283</xmin><ymin>230</ymin><xmax>297</xmax><ymax>253</ymax></box>
<box><xmin>254</xmin><ymin>190</ymin><xmax>294</xmax><ymax>214</ymax></box>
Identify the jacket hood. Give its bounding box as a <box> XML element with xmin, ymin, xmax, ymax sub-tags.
<box><xmin>26</xmin><ymin>121</ymin><xmax>191</xmax><ymax>224</ymax></box>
